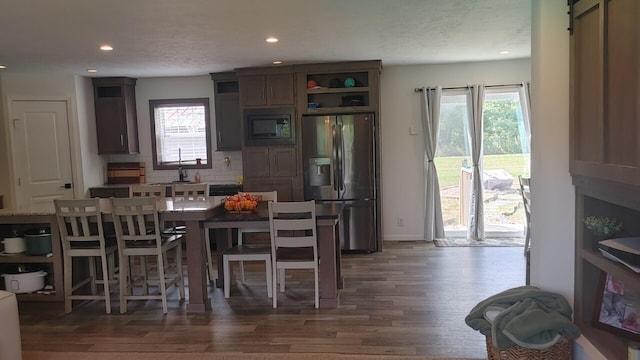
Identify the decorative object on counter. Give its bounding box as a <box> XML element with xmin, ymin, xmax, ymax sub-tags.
<box><xmin>224</xmin><ymin>193</ymin><xmax>259</xmax><ymax>212</ymax></box>
<box><xmin>224</xmin><ymin>156</ymin><xmax>231</xmax><ymax>167</ymax></box>
<box><xmin>344</xmin><ymin>77</ymin><xmax>355</xmax><ymax>88</ymax></box>
<box><xmin>24</xmin><ymin>228</ymin><xmax>52</xmax><ymax>256</ymax></box>
<box><xmin>583</xmin><ymin>216</ymin><xmax>623</xmax><ymax>250</ymax></box>
<box><xmin>307</xmin><ymin>79</ymin><xmax>318</xmax><ymax>89</ymax></box>
<box><xmin>107</xmin><ymin>162</ymin><xmax>145</xmax><ymax>184</ymax></box>
<box><xmin>194</xmin><ymin>171</ymin><xmax>201</xmax><ymax>183</ymax></box>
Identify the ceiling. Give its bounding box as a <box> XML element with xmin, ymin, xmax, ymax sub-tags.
<box><xmin>0</xmin><ymin>0</ymin><xmax>531</xmax><ymax>78</ymax></box>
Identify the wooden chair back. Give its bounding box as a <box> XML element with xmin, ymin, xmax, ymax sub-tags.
<box><xmin>54</xmin><ymin>198</ymin><xmax>107</xmax><ymax>252</ymax></box>
<box><xmin>172</xmin><ymin>183</ymin><xmax>209</xmax><ymax>201</ymax></box>
<box><xmin>130</xmin><ymin>184</ymin><xmax>167</xmax><ymax>198</ymax></box>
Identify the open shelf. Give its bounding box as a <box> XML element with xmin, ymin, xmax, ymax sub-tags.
<box><xmin>307</xmin><ymin>86</ymin><xmax>370</xmax><ymax>94</ymax></box>
<box><xmin>0</xmin><ymin>253</ymin><xmax>54</xmax><ymax>264</ymax></box>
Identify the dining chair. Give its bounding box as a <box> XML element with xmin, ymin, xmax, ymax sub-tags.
<box><xmin>519</xmin><ymin>176</ymin><xmax>531</xmax><ymax>256</ymax></box>
<box><xmin>54</xmin><ymin>198</ymin><xmax>118</xmax><ymax>314</ymax></box>
<box><xmin>219</xmin><ymin>191</ymin><xmax>278</xmax><ymax>298</ymax></box>
<box><xmin>269</xmin><ymin>200</ymin><xmax>319</xmax><ymax>308</ymax></box>
<box><xmin>172</xmin><ymin>183</ymin><xmax>209</xmax><ymax>201</ymax></box>
<box><xmin>129</xmin><ymin>184</ymin><xmax>167</xmax><ymax>198</ymax></box>
<box><xmin>110</xmin><ymin>197</ymin><xmax>185</xmax><ymax>314</ymax></box>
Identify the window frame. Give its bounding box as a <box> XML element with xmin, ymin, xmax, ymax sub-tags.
<box><xmin>149</xmin><ymin>98</ymin><xmax>212</xmax><ymax>171</ymax></box>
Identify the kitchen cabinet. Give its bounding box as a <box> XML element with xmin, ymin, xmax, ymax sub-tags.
<box><xmin>295</xmin><ymin>60</ymin><xmax>381</xmax><ymax>115</ymax></box>
<box><xmin>92</xmin><ymin>77</ymin><xmax>139</xmax><ymax>154</ymax></box>
<box><xmin>570</xmin><ymin>0</ymin><xmax>640</xmax><ymax>186</ymax></box>
<box><xmin>0</xmin><ymin>213</ymin><xmax>63</xmax><ymax>302</ymax></box>
<box><xmin>571</xmin><ymin>0</ymin><xmax>640</xmax><ymax>358</ymax></box>
<box><xmin>243</xmin><ymin>146</ymin><xmax>297</xmax><ymax>178</ymax></box>
<box><xmin>211</xmin><ymin>72</ymin><xmax>241</xmax><ymax>150</ymax></box>
<box><xmin>242</xmin><ymin>146</ymin><xmax>299</xmax><ymax>201</ymax></box>
<box><xmin>237</xmin><ymin>67</ymin><xmax>295</xmax><ymax>107</ymax></box>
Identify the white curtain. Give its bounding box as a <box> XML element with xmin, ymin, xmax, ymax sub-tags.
<box><xmin>466</xmin><ymin>85</ymin><xmax>485</xmax><ymax>240</ymax></box>
<box><xmin>419</xmin><ymin>86</ymin><xmax>445</xmax><ymax>241</ymax></box>
<box><xmin>519</xmin><ymin>81</ymin><xmax>532</xmax><ymax>146</ymax></box>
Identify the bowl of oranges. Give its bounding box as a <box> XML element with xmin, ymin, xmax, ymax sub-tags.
<box><xmin>224</xmin><ymin>193</ymin><xmax>260</xmax><ymax>212</ymax></box>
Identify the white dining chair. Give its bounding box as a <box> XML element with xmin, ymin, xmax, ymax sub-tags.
<box><xmin>110</xmin><ymin>197</ymin><xmax>185</xmax><ymax>314</ymax></box>
<box><xmin>269</xmin><ymin>200</ymin><xmax>318</xmax><ymax>308</ymax></box>
<box><xmin>54</xmin><ymin>198</ymin><xmax>118</xmax><ymax>314</ymax></box>
<box><xmin>172</xmin><ymin>183</ymin><xmax>209</xmax><ymax>201</ymax></box>
<box><xmin>129</xmin><ymin>184</ymin><xmax>167</xmax><ymax>198</ymax></box>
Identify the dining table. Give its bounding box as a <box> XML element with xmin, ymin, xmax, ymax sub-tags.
<box><xmin>0</xmin><ymin>197</ymin><xmax>221</xmax><ymax>313</ymax></box>
<box><xmin>204</xmin><ymin>201</ymin><xmax>344</xmax><ymax>308</ymax></box>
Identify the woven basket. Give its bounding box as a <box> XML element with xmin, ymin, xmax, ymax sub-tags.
<box><xmin>486</xmin><ymin>336</ymin><xmax>572</xmax><ymax>360</ymax></box>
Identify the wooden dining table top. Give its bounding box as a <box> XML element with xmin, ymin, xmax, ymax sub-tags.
<box><xmin>0</xmin><ymin>197</ymin><xmax>223</xmax><ymax>217</ymax></box>
<box><xmin>205</xmin><ymin>201</ymin><xmax>342</xmax><ymax>222</ymax></box>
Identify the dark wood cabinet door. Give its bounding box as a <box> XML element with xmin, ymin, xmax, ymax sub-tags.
<box><xmin>93</xmin><ymin>77</ymin><xmax>139</xmax><ymax>154</ymax></box>
<box><xmin>215</xmin><ymin>92</ymin><xmax>241</xmax><ymax>150</ymax></box>
<box><xmin>241</xmin><ymin>76</ymin><xmax>267</xmax><ymax>106</ymax></box>
<box><xmin>570</xmin><ymin>0</ymin><xmax>640</xmax><ymax>185</ymax></box>
<box><xmin>267</xmin><ymin>74</ymin><xmax>294</xmax><ymax>105</ymax></box>
<box><xmin>269</xmin><ymin>146</ymin><xmax>297</xmax><ymax>177</ymax></box>
<box><xmin>243</xmin><ymin>147</ymin><xmax>270</xmax><ymax>177</ymax></box>
<box><xmin>95</xmin><ymin>96</ymin><xmax>128</xmax><ymax>154</ymax></box>
<box><xmin>242</xmin><ymin>177</ymin><xmax>294</xmax><ymax>201</ymax></box>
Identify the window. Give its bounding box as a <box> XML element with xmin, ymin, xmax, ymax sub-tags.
<box><xmin>149</xmin><ymin>98</ymin><xmax>212</xmax><ymax>170</ymax></box>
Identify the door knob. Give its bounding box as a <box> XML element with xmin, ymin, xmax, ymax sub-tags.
<box><xmin>60</xmin><ymin>183</ymin><xmax>72</xmax><ymax>189</ymax></box>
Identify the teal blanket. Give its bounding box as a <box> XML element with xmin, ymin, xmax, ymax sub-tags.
<box><xmin>465</xmin><ymin>286</ymin><xmax>580</xmax><ymax>350</ymax></box>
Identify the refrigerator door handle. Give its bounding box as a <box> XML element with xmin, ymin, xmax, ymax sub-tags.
<box><xmin>332</xmin><ymin>124</ymin><xmax>339</xmax><ymax>192</ymax></box>
<box><xmin>338</xmin><ymin>119</ymin><xmax>345</xmax><ymax>195</ymax></box>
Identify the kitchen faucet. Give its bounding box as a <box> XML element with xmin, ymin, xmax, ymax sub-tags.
<box><xmin>178</xmin><ymin>148</ymin><xmax>187</xmax><ymax>182</ymax></box>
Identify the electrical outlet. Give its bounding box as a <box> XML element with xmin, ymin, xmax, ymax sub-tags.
<box><xmin>397</xmin><ymin>216</ymin><xmax>404</xmax><ymax>226</ymax></box>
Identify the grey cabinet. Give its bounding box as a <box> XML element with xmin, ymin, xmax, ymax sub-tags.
<box><xmin>92</xmin><ymin>77</ymin><xmax>139</xmax><ymax>154</ymax></box>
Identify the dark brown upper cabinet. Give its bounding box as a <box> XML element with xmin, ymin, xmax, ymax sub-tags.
<box><xmin>211</xmin><ymin>72</ymin><xmax>241</xmax><ymax>151</ymax></box>
<box><xmin>237</xmin><ymin>67</ymin><xmax>295</xmax><ymax>107</ymax></box>
<box><xmin>570</xmin><ymin>0</ymin><xmax>640</xmax><ymax>187</ymax></box>
<box><xmin>92</xmin><ymin>77</ymin><xmax>139</xmax><ymax>154</ymax></box>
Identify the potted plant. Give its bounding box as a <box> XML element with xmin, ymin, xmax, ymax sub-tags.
<box><xmin>583</xmin><ymin>216</ymin><xmax>623</xmax><ymax>250</ymax></box>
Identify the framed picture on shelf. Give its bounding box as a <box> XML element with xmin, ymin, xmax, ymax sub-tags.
<box><xmin>593</xmin><ymin>272</ymin><xmax>640</xmax><ymax>340</ymax></box>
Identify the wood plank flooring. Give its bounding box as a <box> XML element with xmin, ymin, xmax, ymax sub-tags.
<box><xmin>17</xmin><ymin>241</ymin><xmax>525</xmax><ymax>358</ymax></box>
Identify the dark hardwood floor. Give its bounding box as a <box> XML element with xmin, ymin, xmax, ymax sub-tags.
<box><xmin>17</xmin><ymin>241</ymin><xmax>525</xmax><ymax>358</ymax></box>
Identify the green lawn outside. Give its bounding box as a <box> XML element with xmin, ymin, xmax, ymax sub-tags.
<box><xmin>434</xmin><ymin>154</ymin><xmax>530</xmax><ymax>188</ymax></box>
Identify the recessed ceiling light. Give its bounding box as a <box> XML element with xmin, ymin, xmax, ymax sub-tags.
<box><xmin>0</xmin><ymin>65</ymin><xmax>6</xmax><ymax>69</ymax></box>
<box><xmin>100</xmin><ymin>45</ymin><xmax>114</xmax><ymax>51</ymax></box>
<box><xmin>499</xmin><ymin>50</ymin><xmax>510</xmax><ymax>55</ymax></box>
<box><xmin>265</xmin><ymin>37</ymin><xmax>279</xmax><ymax>43</ymax></box>
<box><xmin>272</xmin><ymin>61</ymin><xmax>283</xmax><ymax>65</ymax></box>
<box><xmin>87</xmin><ymin>69</ymin><xmax>97</xmax><ymax>73</ymax></box>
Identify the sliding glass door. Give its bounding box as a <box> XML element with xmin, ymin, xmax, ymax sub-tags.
<box><xmin>435</xmin><ymin>86</ymin><xmax>530</xmax><ymax>238</ymax></box>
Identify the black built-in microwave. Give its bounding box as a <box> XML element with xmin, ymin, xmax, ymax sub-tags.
<box><xmin>245</xmin><ymin>107</ymin><xmax>295</xmax><ymax>146</ymax></box>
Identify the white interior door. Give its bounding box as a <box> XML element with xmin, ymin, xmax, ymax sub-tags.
<box><xmin>9</xmin><ymin>100</ymin><xmax>74</xmax><ymax>205</ymax></box>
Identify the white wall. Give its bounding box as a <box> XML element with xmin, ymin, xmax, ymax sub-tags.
<box><xmin>107</xmin><ymin>75</ymin><xmax>242</xmax><ymax>185</ymax></box>
<box><xmin>0</xmin><ymin>73</ymin><xmax>84</xmax><ymax>205</ymax></box>
<box><xmin>0</xmin><ymin>74</ymin><xmax>9</xmax><ymax>206</ymax></box>
<box><xmin>380</xmin><ymin>59</ymin><xmax>531</xmax><ymax>241</ymax></box>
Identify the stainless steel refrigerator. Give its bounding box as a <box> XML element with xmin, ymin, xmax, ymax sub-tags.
<box><xmin>302</xmin><ymin>113</ymin><xmax>378</xmax><ymax>252</ymax></box>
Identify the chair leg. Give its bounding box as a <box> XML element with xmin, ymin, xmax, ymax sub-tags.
<box><xmin>88</xmin><ymin>256</ymin><xmax>97</xmax><ymax>295</ymax></box>
<box><xmin>205</xmin><ymin>229</ymin><xmax>216</xmax><ymax>284</ymax></box>
<box><xmin>523</xmin><ymin>226</ymin><xmax>530</xmax><ymax>256</ymax></box>
<box><xmin>176</xmin><ymin>242</ymin><xmax>185</xmax><ymax>299</ymax></box>
<box><xmin>141</xmin><ymin>256</ymin><xmax>149</xmax><ymax>295</ymax></box>
<box><xmin>265</xmin><ymin>257</ymin><xmax>272</xmax><ymax>299</ymax></box>
<box><xmin>279</xmin><ymin>269</ymin><xmax>285</xmax><ymax>293</ymax></box>
<box><xmin>64</xmin><ymin>255</ymin><xmax>73</xmax><ymax>314</ymax></box>
<box><xmin>314</xmin><ymin>267</ymin><xmax>319</xmax><ymax>309</ymax></box>
<box><xmin>272</xmin><ymin>264</ymin><xmax>278</xmax><ymax>309</ymax></box>
<box><xmin>239</xmin><ymin>261</ymin><xmax>246</xmax><ymax>284</ymax></box>
<box><xmin>100</xmin><ymin>254</ymin><xmax>112</xmax><ymax>314</ymax></box>
<box><xmin>223</xmin><ymin>256</ymin><xmax>231</xmax><ymax>299</ymax></box>
<box><xmin>157</xmin><ymin>253</ymin><xmax>168</xmax><ymax>314</ymax></box>
<box><xmin>119</xmin><ymin>254</ymin><xmax>129</xmax><ymax>314</ymax></box>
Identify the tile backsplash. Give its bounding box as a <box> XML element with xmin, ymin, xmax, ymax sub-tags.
<box><xmin>107</xmin><ymin>151</ymin><xmax>243</xmax><ymax>185</ymax></box>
